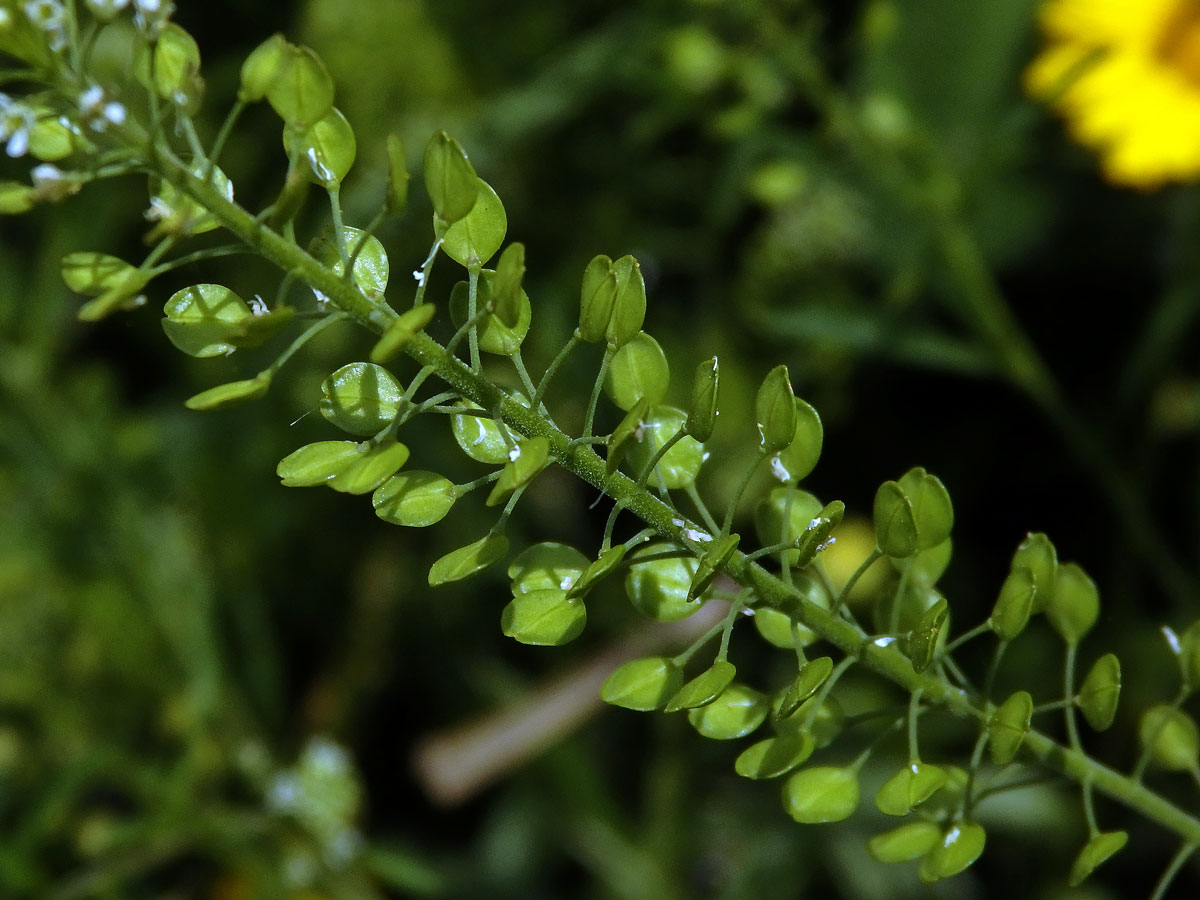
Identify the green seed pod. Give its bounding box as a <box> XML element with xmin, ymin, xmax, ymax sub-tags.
<box><xmin>868</xmin><ymin>821</ymin><xmax>943</xmax><ymax>864</ymax></box>
<box><xmin>310</xmin><ymin>225</ymin><xmax>390</xmax><ymax>300</ymax></box>
<box><xmin>625</xmin><ymin>406</ymin><xmax>706</xmax><ymax>490</ymax></box>
<box><xmin>449</xmin><ymin>273</ymin><xmax>532</xmax><ymax>356</ymax></box>
<box><xmin>606</xmin><ymin>255</ymin><xmax>646</xmax><ymax>347</ymax></box>
<box><xmin>450</xmin><ymin>401</ymin><xmax>517</xmax><ymax>464</ymax></box>
<box><xmin>753</xmin><ymin>576</ymin><xmax>827</xmax><ymax>650</ymax></box>
<box><xmin>423</xmin><ymin>131</ymin><xmax>479</xmax><ymax>224</ymax></box>
<box><xmin>372</xmin><ymin>470</ymin><xmax>457</xmax><ymax>528</ymax></box>
<box><xmin>1177</xmin><ymin>620</ymin><xmax>1200</xmax><ymax>693</ymax></box>
<box><xmin>370</xmin><ymin>304</ymin><xmax>436</xmax><ymax>364</ymax></box>
<box><xmin>897</xmin><ymin>467</ymin><xmax>954</xmax><ymax>550</ymax></box>
<box><xmin>792</xmin><ymin>501</ymin><xmax>846</xmax><ymax>570</ymax></box>
<box><xmin>755</xmin><ymin>364</ymin><xmax>797</xmax><ymax>454</ymax></box>
<box><xmin>508</xmin><ymin>542</ymin><xmax>589</xmax><ymax>595</ymax></box>
<box><xmin>625</xmin><ymin>543</ymin><xmax>700</xmax><ymax>621</ymax></box>
<box><xmin>1012</xmin><ymin>532</ymin><xmax>1058</xmax><ymax>614</ymax></box>
<box><xmin>240</xmin><ymin>34</ymin><xmax>289</xmax><ymax>102</ymax></box>
<box><xmin>277</xmin><ymin>441</ymin><xmax>359</xmax><ymax>487</ymax></box>
<box><xmin>687</xmin><ymin>533</ymin><xmax>739</xmax><ymax>601</ymax></box>
<box><xmin>266</xmin><ymin>44</ymin><xmax>335</xmax><ymax>128</ymax></box>
<box><xmin>578</xmin><ymin>254</ymin><xmax>617</xmax><ymax>343</ymax></box>
<box><xmin>1077</xmin><ymin>653</ymin><xmax>1121</xmax><ymax>731</ymax></box>
<box><xmin>161</xmin><ymin>283</ymin><xmax>252</xmax><ymax>358</ymax></box>
<box><xmin>607</xmin><ymin>399</ymin><xmax>650</xmax><ymax>476</ymax></box>
<box><xmin>770</xmin><ymin>398</ymin><xmax>823</xmax><ymax>483</ymax></box>
<box><xmin>283</xmin><ymin>107</ymin><xmax>356</xmax><ymax>187</ymax></box>
<box><xmin>325</xmin><ymin>440</ymin><xmax>410</xmax><ymax>495</ymax></box>
<box><xmin>686</xmin><ymin>356</ymin><xmax>720</xmax><ymax>442</ymax></box>
<box><xmin>319</xmin><ymin>362</ymin><xmax>405</xmax><ymax>437</ymax></box>
<box><xmin>990</xmin><ymin>566</ymin><xmax>1035</xmax><ymax>641</ymax></box>
<box><xmin>988</xmin><ymin>690</ymin><xmax>1033</xmax><ymax>765</ymax></box>
<box><xmin>384</xmin><ymin>133</ymin><xmax>410</xmax><ymax>215</ymax></box>
<box><xmin>491</xmin><ymin>242</ymin><xmax>526</xmax><ymax>328</ymax></box>
<box><xmin>776</xmin><ymin>656</ymin><xmax>834</xmax><ymax>719</ymax></box>
<box><xmin>1139</xmin><ymin>704</ymin><xmax>1200</xmax><ymax>771</ymax></box>
<box><xmin>568</xmin><ymin>544</ymin><xmax>627</xmax><ymax>599</ymax></box>
<box><xmin>665</xmin><ymin>660</ymin><xmax>737</xmax><ymax>712</ymax></box>
<box><xmin>734</xmin><ymin>733</ymin><xmax>814</xmax><ymax>780</ymax></box>
<box><xmin>1046</xmin><ymin>562</ymin><xmax>1099</xmax><ymax>646</ymax></box>
<box><xmin>486</xmin><ymin>435</ymin><xmax>550</xmax><ymax>507</ymax></box>
<box><xmin>919</xmin><ymin>821</ymin><xmax>986</xmax><ymax>883</ymax></box>
<box><xmin>782</xmin><ymin>766</ymin><xmax>860</xmax><ymax>824</ymax></box>
<box><xmin>1068</xmin><ymin>831</ymin><xmax>1128</xmax><ymax>887</ymax></box>
<box><xmin>687</xmin><ymin>682</ymin><xmax>768</xmax><ymax>740</ymax></box>
<box><xmin>875</xmin><ymin>763</ymin><xmax>949</xmax><ymax>817</ymax></box>
<box><xmin>500</xmin><ymin>589</ymin><xmax>586</xmax><ymax>646</ymax></box>
<box><xmin>138</xmin><ymin>24</ymin><xmax>202</xmax><ymax>107</ymax></box>
<box><xmin>900</xmin><ymin>597</ymin><xmax>948</xmax><ymax>673</ymax></box>
<box><xmin>874</xmin><ymin>480</ymin><xmax>918</xmax><ymax>559</ymax></box>
<box><xmin>604</xmin><ymin>332</ymin><xmax>670</xmax><ymax>411</ymax></box>
<box><xmin>916</xmin><ymin>765</ymin><xmax>968</xmax><ymax>821</ymax></box>
<box><xmin>601</xmin><ymin>657</ymin><xmax>684</xmax><ymax>711</ymax></box>
<box><xmin>185</xmin><ymin>374</ymin><xmax>272</xmax><ymax>411</ymax></box>
<box><xmin>428</xmin><ymin>533</ymin><xmax>509</xmax><ymax>586</ymax></box>
<box><xmin>436</xmin><ymin>179</ymin><xmax>507</xmax><ymax>267</ymax></box>
<box><xmin>754</xmin><ymin>487</ymin><xmax>823</xmax><ymax>568</ymax></box>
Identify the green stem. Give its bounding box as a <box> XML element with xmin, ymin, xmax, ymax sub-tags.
<box><xmin>1149</xmin><ymin>843</ymin><xmax>1197</xmax><ymax>900</ymax></box>
<box><xmin>636</xmin><ymin>427</ymin><xmax>685</xmax><ymax>490</ymax></box>
<box><xmin>532</xmin><ymin>331</ymin><xmax>580</xmax><ymax>409</ymax></box>
<box><xmin>834</xmin><ymin>548</ymin><xmax>883</xmax><ymax>612</ymax></box>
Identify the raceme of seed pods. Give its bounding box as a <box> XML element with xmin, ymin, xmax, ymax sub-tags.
<box><xmin>5</xmin><ymin>5</ymin><xmax>1200</xmax><ymax>891</ymax></box>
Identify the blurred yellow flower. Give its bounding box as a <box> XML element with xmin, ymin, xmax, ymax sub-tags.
<box><xmin>1026</xmin><ymin>0</ymin><xmax>1200</xmax><ymax>188</ymax></box>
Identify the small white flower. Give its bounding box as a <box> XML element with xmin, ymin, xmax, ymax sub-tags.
<box><xmin>0</xmin><ymin>94</ymin><xmax>36</xmax><ymax>158</ymax></box>
<box><xmin>30</xmin><ymin>163</ymin><xmax>79</xmax><ymax>202</ymax></box>
<box><xmin>132</xmin><ymin>0</ymin><xmax>173</xmax><ymax>34</ymax></box>
<box><xmin>103</xmin><ymin>101</ymin><xmax>126</xmax><ymax>126</ymax></box>
<box><xmin>23</xmin><ymin>0</ymin><xmax>67</xmax><ymax>50</ymax></box>
<box><xmin>249</xmin><ymin>295</ymin><xmax>269</xmax><ymax>316</ymax></box>
<box><xmin>78</xmin><ymin>85</ymin><xmax>128</xmax><ymax>132</ymax></box>
<box><xmin>143</xmin><ymin>195</ymin><xmax>172</xmax><ymax>222</ymax></box>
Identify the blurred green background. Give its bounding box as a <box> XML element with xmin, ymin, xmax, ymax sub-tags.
<box><xmin>3</xmin><ymin>0</ymin><xmax>1200</xmax><ymax>896</ymax></box>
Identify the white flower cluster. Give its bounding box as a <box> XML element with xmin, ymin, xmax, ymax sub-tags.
<box><xmin>78</xmin><ymin>84</ymin><xmax>126</xmax><ymax>132</ymax></box>
<box><xmin>23</xmin><ymin>0</ymin><xmax>67</xmax><ymax>52</ymax></box>
<box><xmin>80</xmin><ymin>0</ymin><xmax>173</xmax><ymax>33</ymax></box>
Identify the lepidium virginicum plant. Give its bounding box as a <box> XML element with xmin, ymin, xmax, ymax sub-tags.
<box><xmin>5</xmin><ymin>2</ymin><xmax>1200</xmax><ymax>894</ymax></box>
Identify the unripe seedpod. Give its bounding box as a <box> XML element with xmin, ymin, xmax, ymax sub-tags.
<box><xmin>875</xmin><ymin>763</ymin><xmax>949</xmax><ymax>816</ymax></box>
<box><xmin>239</xmin><ymin>33</ymin><xmax>288</xmax><ymax>102</ymax></box>
<box><xmin>792</xmin><ymin>501</ymin><xmax>845</xmax><ymax>570</ymax></box>
<box><xmin>782</xmin><ymin>766</ymin><xmax>860</xmax><ymax>824</ymax></box>
<box><xmin>988</xmin><ymin>690</ymin><xmax>1032</xmax><ymax>765</ymax></box>
<box><xmin>868</xmin><ymin>821</ymin><xmax>942</xmax><ymax>863</ymax></box>
<box><xmin>873</xmin><ymin>481</ymin><xmax>918</xmax><ymax>559</ymax></box>
<box><xmin>601</xmin><ymin>657</ymin><xmax>683</xmax><ymax>711</ymax></box>
<box><xmin>423</xmin><ymin>131</ymin><xmax>479</xmax><ymax>224</ymax></box>
<box><xmin>1046</xmin><ymin>562</ymin><xmax>1099</xmax><ymax>645</ymax></box>
<box><xmin>666</xmin><ymin>660</ymin><xmax>736</xmax><ymax>712</ymax></box>
<box><xmin>990</xmin><ymin>566</ymin><xmax>1035</xmax><ymax>641</ymax></box>
<box><xmin>604</xmin><ymin>332</ymin><xmax>670</xmax><ymax>411</ymax></box>
<box><xmin>755</xmin><ymin>364</ymin><xmax>797</xmax><ymax>454</ymax></box>
<box><xmin>776</xmin><ymin>656</ymin><xmax>834</xmax><ymax>719</ymax></box>
<box><xmin>606</xmin><ymin>399</ymin><xmax>649</xmax><ymax>476</ymax></box>
<box><xmin>491</xmin><ymin>242</ymin><xmax>526</xmax><ymax>328</ymax></box>
<box><xmin>900</xmin><ymin>597</ymin><xmax>948</xmax><ymax>673</ymax></box>
<box><xmin>606</xmin><ymin>255</ymin><xmax>646</xmax><ymax>347</ymax></box>
<box><xmin>384</xmin><ymin>134</ymin><xmax>410</xmax><ymax>215</ymax></box>
<box><xmin>896</xmin><ymin>466</ymin><xmax>954</xmax><ymax>550</ymax></box>
<box><xmin>1068</xmin><ymin>831</ymin><xmax>1128</xmax><ymax>887</ymax></box>
<box><xmin>266</xmin><ymin>44</ymin><xmax>335</xmax><ymax>128</ymax></box>
<box><xmin>1139</xmin><ymin>704</ymin><xmax>1200</xmax><ymax>771</ymax></box>
<box><xmin>687</xmin><ymin>682</ymin><xmax>768</xmax><ymax>739</ymax></box>
<box><xmin>501</xmin><ymin>589</ymin><xmax>586</xmax><ymax>646</ymax></box>
<box><xmin>919</xmin><ymin>821</ymin><xmax>986</xmax><ymax>882</ymax></box>
<box><xmin>686</xmin><ymin>356</ymin><xmax>720</xmax><ymax>442</ymax></box>
<box><xmin>770</xmin><ymin>397</ymin><xmax>824</xmax><ymax>483</ymax></box>
<box><xmin>734</xmin><ymin>733</ymin><xmax>814</xmax><ymax>780</ymax></box>
<box><xmin>1012</xmin><ymin>532</ymin><xmax>1058</xmax><ymax>613</ymax></box>
<box><xmin>1077</xmin><ymin>653</ymin><xmax>1121</xmax><ymax>731</ymax></box>
<box><xmin>578</xmin><ymin>254</ymin><xmax>616</xmax><ymax>343</ymax></box>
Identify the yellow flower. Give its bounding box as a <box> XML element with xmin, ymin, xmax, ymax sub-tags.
<box><xmin>1026</xmin><ymin>0</ymin><xmax>1200</xmax><ymax>188</ymax></box>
